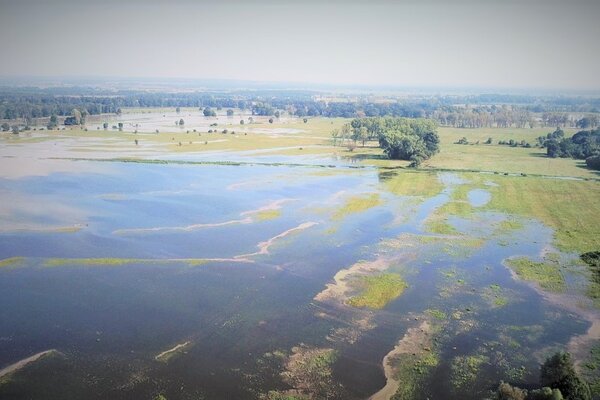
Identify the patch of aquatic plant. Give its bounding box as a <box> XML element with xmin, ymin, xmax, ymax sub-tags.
<box><xmin>482</xmin><ymin>284</ymin><xmax>510</xmax><ymax>308</ymax></box>
<box><xmin>426</xmin><ymin>309</ymin><xmax>447</xmax><ymax>320</ymax></box>
<box><xmin>424</xmin><ymin>216</ymin><xmax>457</xmax><ymax>235</ymax></box>
<box><xmin>441</xmin><ymin>237</ymin><xmax>485</xmax><ymax>258</ymax></box>
<box><xmin>505</xmin><ymin>257</ymin><xmax>566</xmax><ymax>292</ymax></box>
<box><xmin>391</xmin><ymin>351</ymin><xmax>440</xmax><ymax>400</ymax></box>
<box><xmin>347</xmin><ymin>273</ymin><xmax>408</xmax><ymax>309</ymax></box>
<box><xmin>379</xmin><ymin>170</ymin><xmax>443</xmax><ymax>198</ymax></box>
<box><xmin>43</xmin><ymin>258</ymin><xmax>209</xmax><ymax>267</ymax></box>
<box><xmin>255</xmin><ymin>209</ymin><xmax>282</xmax><ymax>221</ymax></box>
<box><xmin>279</xmin><ymin>346</ymin><xmax>342</xmax><ymax>400</ymax></box>
<box><xmin>497</xmin><ymin>218</ymin><xmax>523</xmax><ymax>233</ymax></box>
<box><xmin>332</xmin><ymin>193</ymin><xmax>383</xmax><ymax>221</ymax></box>
<box><xmin>0</xmin><ymin>257</ymin><xmax>24</xmax><ymax>268</ymax></box>
<box><xmin>450</xmin><ymin>354</ymin><xmax>489</xmax><ymax>393</ymax></box>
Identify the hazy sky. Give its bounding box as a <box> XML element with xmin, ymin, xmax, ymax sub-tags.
<box><xmin>0</xmin><ymin>0</ymin><xmax>599</xmax><ymax>90</ymax></box>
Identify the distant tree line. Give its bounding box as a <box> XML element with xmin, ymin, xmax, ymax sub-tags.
<box><xmin>1</xmin><ymin>88</ymin><xmax>599</xmax><ymax>130</ymax></box>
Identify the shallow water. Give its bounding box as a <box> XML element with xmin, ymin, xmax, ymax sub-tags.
<box><xmin>0</xmin><ymin>149</ymin><xmax>594</xmax><ymax>399</ymax></box>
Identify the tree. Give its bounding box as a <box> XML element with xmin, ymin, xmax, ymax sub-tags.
<box><xmin>203</xmin><ymin>107</ymin><xmax>216</xmax><ymax>117</ymax></box>
<box><xmin>103</xmin><ymin>122</ymin><xmax>108</xmax><ymax>130</ymax></box>
<box><xmin>351</xmin><ymin>126</ymin><xmax>369</xmax><ymax>147</ymax></box>
<box><xmin>540</xmin><ymin>352</ymin><xmax>591</xmax><ymax>400</ymax></box>
<box><xmin>528</xmin><ymin>387</ymin><xmax>564</xmax><ymax>400</ymax></box>
<box><xmin>1</xmin><ymin>122</ymin><xmax>9</xmax><ymax>131</ymax></box>
<box><xmin>331</xmin><ymin>129</ymin><xmax>340</xmax><ymax>146</ymax></box>
<box><xmin>11</xmin><ymin>125</ymin><xmax>19</xmax><ymax>134</ymax></box>
<box><xmin>118</xmin><ymin>122</ymin><xmax>124</xmax><ymax>131</ymax></box>
<box><xmin>268</xmin><ymin>118</ymin><xmax>274</xmax><ymax>124</ymax></box>
<box><xmin>378</xmin><ymin>118</ymin><xmax>439</xmax><ymax>166</ymax></box>
<box><xmin>496</xmin><ymin>382</ymin><xmax>527</xmax><ymax>400</ymax></box>
<box><xmin>456</xmin><ymin>137</ymin><xmax>469</xmax><ymax>145</ymax></box>
<box><xmin>226</xmin><ymin>109</ymin><xmax>234</xmax><ymax>116</ymax></box>
<box><xmin>585</xmin><ymin>155</ymin><xmax>600</xmax><ymax>170</ymax></box>
<box><xmin>176</xmin><ymin>107</ymin><xmax>181</xmax><ymax>113</ymax></box>
<box><xmin>240</xmin><ymin>119</ymin><xmax>245</xmax><ymax>125</ymax></box>
<box><xmin>179</xmin><ymin>118</ymin><xmax>184</xmax><ymax>126</ymax></box>
<box><xmin>47</xmin><ymin>115</ymin><xmax>58</xmax><ymax>130</ymax></box>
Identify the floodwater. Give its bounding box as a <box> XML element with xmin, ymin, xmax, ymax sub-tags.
<box><xmin>0</xmin><ymin>128</ymin><xmax>596</xmax><ymax>400</ymax></box>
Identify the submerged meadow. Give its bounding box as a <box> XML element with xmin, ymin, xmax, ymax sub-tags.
<box><xmin>0</xmin><ymin>112</ymin><xmax>599</xmax><ymax>399</ymax></box>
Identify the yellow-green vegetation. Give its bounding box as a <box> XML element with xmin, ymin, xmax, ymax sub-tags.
<box><xmin>483</xmin><ymin>175</ymin><xmax>600</xmax><ymax>253</ymax></box>
<box><xmin>426</xmin><ymin>309</ymin><xmax>447</xmax><ymax>320</ymax></box>
<box><xmin>280</xmin><ymin>346</ymin><xmax>340</xmax><ymax>400</ymax></box>
<box><xmin>505</xmin><ymin>257</ymin><xmax>565</xmax><ymax>292</ymax></box>
<box><xmin>0</xmin><ymin>257</ymin><xmax>24</xmax><ymax>267</ymax></box>
<box><xmin>380</xmin><ymin>171</ymin><xmax>443</xmax><ymax>197</ymax></box>
<box><xmin>450</xmin><ymin>354</ymin><xmax>489</xmax><ymax>393</ymax></box>
<box><xmin>391</xmin><ymin>351</ymin><xmax>440</xmax><ymax>400</ymax></box>
<box><xmin>497</xmin><ymin>218</ymin><xmax>524</xmax><ymax>232</ymax></box>
<box><xmin>43</xmin><ymin>258</ymin><xmax>209</xmax><ymax>267</ymax></box>
<box><xmin>425</xmin><ymin>217</ymin><xmax>457</xmax><ymax>235</ymax></box>
<box><xmin>332</xmin><ymin>193</ymin><xmax>383</xmax><ymax>221</ymax></box>
<box><xmin>441</xmin><ymin>238</ymin><xmax>485</xmax><ymax>258</ymax></box>
<box><xmin>255</xmin><ymin>209</ymin><xmax>282</xmax><ymax>221</ymax></box>
<box><xmin>347</xmin><ymin>273</ymin><xmax>407</xmax><ymax>309</ymax></box>
<box><xmin>484</xmin><ymin>284</ymin><xmax>509</xmax><ymax>308</ymax></box>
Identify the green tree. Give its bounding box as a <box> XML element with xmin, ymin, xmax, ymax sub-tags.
<box><xmin>179</xmin><ymin>118</ymin><xmax>184</xmax><ymax>126</ymax></box>
<box><xmin>226</xmin><ymin>109</ymin><xmax>234</xmax><ymax>116</ymax></box>
<box><xmin>528</xmin><ymin>387</ymin><xmax>564</xmax><ymax>400</ymax></box>
<box><xmin>1</xmin><ymin>122</ymin><xmax>9</xmax><ymax>131</ymax></box>
<box><xmin>496</xmin><ymin>382</ymin><xmax>527</xmax><ymax>400</ymax></box>
<box><xmin>540</xmin><ymin>352</ymin><xmax>591</xmax><ymax>400</ymax></box>
<box><xmin>203</xmin><ymin>107</ymin><xmax>216</xmax><ymax>117</ymax></box>
<box><xmin>377</xmin><ymin>118</ymin><xmax>439</xmax><ymax>166</ymax></box>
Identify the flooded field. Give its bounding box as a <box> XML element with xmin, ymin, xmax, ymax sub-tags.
<box><xmin>1</xmin><ymin>116</ymin><xmax>599</xmax><ymax>399</ymax></box>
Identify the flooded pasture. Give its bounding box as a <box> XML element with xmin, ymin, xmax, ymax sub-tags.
<box><xmin>0</xmin><ymin>125</ymin><xmax>598</xmax><ymax>400</ymax></box>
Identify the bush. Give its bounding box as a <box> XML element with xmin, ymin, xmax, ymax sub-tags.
<box><xmin>585</xmin><ymin>155</ymin><xmax>600</xmax><ymax>170</ymax></box>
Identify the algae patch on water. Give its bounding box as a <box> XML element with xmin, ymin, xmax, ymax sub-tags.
<box><xmin>43</xmin><ymin>258</ymin><xmax>209</xmax><ymax>267</ymax></box>
<box><xmin>332</xmin><ymin>193</ymin><xmax>382</xmax><ymax>221</ymax></box>
<box><xmin>347</xmin><ymin>273</ymin><xmax>407</xmax><ymax>309</ymax></box>
<box><xmin>0</xmin><ymin>257</ymin><xmax>25</xmax><ymax>268</ymax></box>
<box><xmin>505</xmin><ymin>257</ymin><xmax>565</xmax><ymax>292</ymax></box>
<box><xmin>255</xmin><ymin>209</ymin><xmax>282</xmax><ymax>221</ymax></box>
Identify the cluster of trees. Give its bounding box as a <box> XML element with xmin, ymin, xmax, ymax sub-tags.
<box><xmin>544</xmin><ymin>128</ymin><xmax>599</xmax><ymax>169</ymax></box>
<box><xmin>333</xmin><ymin>117</ymin><xmax>440</xmax><ymax>166</ymax></box>
<box><xmin>495</xmin><ymin>352</ymin><xmax>590</xmax><ymax>400</ymax></box>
